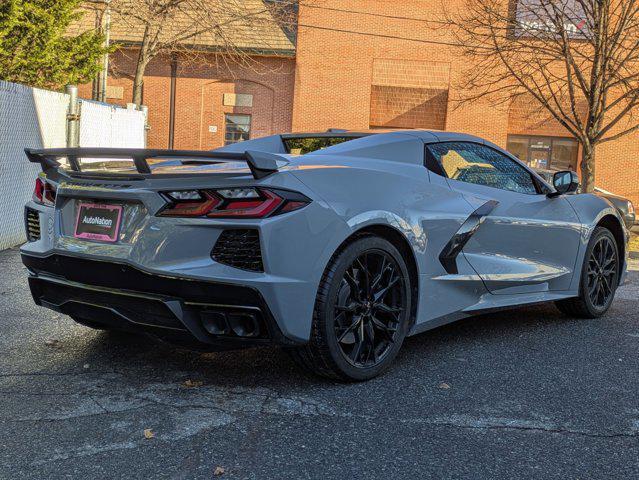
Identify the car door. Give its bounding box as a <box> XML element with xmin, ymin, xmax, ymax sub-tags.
<box><xmin>425</xmin><ymin>141</ymin><xmax>582</xmax><ymax>294</ymax></box>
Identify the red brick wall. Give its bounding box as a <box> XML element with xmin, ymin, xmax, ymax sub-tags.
<box><xmin>79</xmin><ymin>49</ymin><xmax>295</xmax><ymax>151</ymax></box>
<box><xmin>173</xmin><ymin>59</ymin><xmax>294</xmax><ymax>150</ymax></box>
<box><xmin>369</xmin><ymin>59</ymin><xmax>449</xmax><ymax>129</ymax></box>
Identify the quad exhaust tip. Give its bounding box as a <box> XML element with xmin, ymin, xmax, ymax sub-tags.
<box><xmin>200</xmin><ymin>310</ymin><xmax>261</xmax><ymax>338</ymax></box>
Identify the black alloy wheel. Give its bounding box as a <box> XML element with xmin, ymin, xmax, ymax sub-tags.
<box><xmin>334</xmin><ymin>250</ymin><xmax>406</xmax><ymax>368</ymax></box>
<box><xmin>555</xmin><ymin>226</ymin><xmax>620</xmax><ymax>318</ymax></box>
<box><xmin>287</xmin><ymin>235</ymin><xmax>412</xmax><ymax>381</ymax></box>
<box><xmin>586</xmin><ymin>234</ymin><xmax>618</xmax><ymax>308</ymax></box>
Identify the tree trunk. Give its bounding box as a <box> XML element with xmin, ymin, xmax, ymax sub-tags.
<box><xmin>132</xmin><ymin>52</ymin><xmax>148</xmax><ymax>107</ymax></box>
<box><xmin>580</xmin><ymin>142</ymin><xmax>596</xmax><ymax>193</ymax></box>
<box><xmin>132</xmin><ymin>27</ymin><xmax>152</xmax><ymax>107</ymax></box>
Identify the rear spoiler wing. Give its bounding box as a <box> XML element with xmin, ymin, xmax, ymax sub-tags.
<box><xmin>24</xmin><ymin>147</ymin><xmax>285</xmax><ymax>180</ymax></box>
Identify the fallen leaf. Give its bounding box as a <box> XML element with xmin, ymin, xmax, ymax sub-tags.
<box><xmin>438</xmin><ymin>382</ymin><xmax>451</xmax><ymax>389</ymax></box>
<box><xmin>144</xmin><ymin>429</ymin><xmax>155</xmax><ymax>439</ymax></box>
<box><xmin>213</xmin><ymin>466</ymin><xmax>225</xmax><ymax>476</ymax></box>
<box><xmin>183</xmin><ymin>379</ymin><xmax>203</xmax><ymax>388</ymax></box>
<box><xmin>44</xmin><ymin>339</ymin><xmax>61</xmax><ymax>348</ymax></box>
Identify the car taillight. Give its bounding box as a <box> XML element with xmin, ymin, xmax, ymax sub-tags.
<box><xmin>158</xmin><ymin>191</ymin><xmax>220</xmax><ymax>217</ymax></box>
<box><xmin>158</xmin><ymin>188</ymin><xmax>310</xmax><ymax>218</ymax></box>
<box><xmin>33</xmin><ymin>177</ymin><xmax>56</xmax><ymax>206</ymax></box>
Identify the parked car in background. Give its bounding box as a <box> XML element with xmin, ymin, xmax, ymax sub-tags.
<box><xmin>534</xmin><ymin>168</ymin><xmax>636</xmax><ymax>231</ymax></box>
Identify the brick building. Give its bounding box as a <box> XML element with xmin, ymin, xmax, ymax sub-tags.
<box><xmin>76</xmin><ymin>0</ymin><xmax>638</xmax><ymax>205</ymax></box>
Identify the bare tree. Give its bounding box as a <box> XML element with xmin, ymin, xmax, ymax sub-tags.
<box><xmin>85</xmin><ymin>0</ymin><xmax>299</xmax><ymax>106</ymax></box>
<box><xmin>444</xmin><ymin>0</ymin><xmax>639</xmax><ymax>192</ymax></box>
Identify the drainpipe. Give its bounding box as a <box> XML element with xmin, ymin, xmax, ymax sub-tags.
<box><xmin>168</xmin><ymin>55</ymin><xmax>178</xmax><ymax>149</ymax></box>
<box><xmin>141</xmin><ymin>105</ymin><xmax>149</xmax><ymax>147</ymax></box>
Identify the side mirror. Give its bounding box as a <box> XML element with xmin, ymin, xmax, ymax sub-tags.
<box><xmin>548</xmin><ymin>170</ymin><xmax>580</xmax><ymax>197</ymax></box>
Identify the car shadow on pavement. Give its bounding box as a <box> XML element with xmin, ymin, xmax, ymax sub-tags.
<box><xmin>71</xmin><ymin>300</ymin><xmax>615</xmax><ymax>389</ymax></box>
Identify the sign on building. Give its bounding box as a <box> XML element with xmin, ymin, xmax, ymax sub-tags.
<box><xmin>514</xmin><ymin>0</ymin><xmax>588</xmax><ymax>38</ymax></box>
<box><xmin>223</xmin><ymin>93</ymin><xmax>253</xmax><ymax>108</ymax></box>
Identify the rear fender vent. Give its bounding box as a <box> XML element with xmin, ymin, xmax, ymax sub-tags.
<box><xmin>211</xmin><ymin>229</ymin><xmax>263</xmax><ymax>272</ymax></box>
<box><xmin>25</xmin><ymin>208</ymin><xmax>41</xmax><ymax>241</ymax></box>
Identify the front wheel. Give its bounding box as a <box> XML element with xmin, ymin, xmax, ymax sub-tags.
<box><xmin>555</xmin><ymin>226</ymin><xmax>620</xmax><ymax>318</ymax></box>
<box><xmin>288</xmin><ymin>235</ymin><xmax>412</xmax><ymax>381</ymax></box>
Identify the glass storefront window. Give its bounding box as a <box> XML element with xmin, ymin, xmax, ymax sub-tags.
<box><xmin>551</xmin><ymin>138</ymin><xmax>579</xmax><ymax>171</ymax></box>
<box><xmin>506</xmin><ymin>135</ymin><xmax>579</xmax><ymax>171</ymax></box>
<box><xmin>507</xmin><ymin>136</ymin><xmax>528</xmax><ymax>163</ymax></box>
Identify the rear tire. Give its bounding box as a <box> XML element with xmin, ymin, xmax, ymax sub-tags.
<box><xmin>555</xmin><ymin>226</ymin><xmax>620</xmax><ymax>318</ymax></box>
<box><xmin>287</xmin><ymin>235</ymin><xmax>412</xmax><ymax>381</ymax></box>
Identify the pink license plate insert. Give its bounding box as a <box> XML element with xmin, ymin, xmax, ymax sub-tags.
<box><xmin>74</xmin><ymin>203</ymin><xmax>123</xmax><ymax>243</ymax></box>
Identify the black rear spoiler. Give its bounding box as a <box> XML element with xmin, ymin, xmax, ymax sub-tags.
<box><xmin>24</xmin><ymin>148</ymin><xmax>285</xmax><ymax>180</ymax></box>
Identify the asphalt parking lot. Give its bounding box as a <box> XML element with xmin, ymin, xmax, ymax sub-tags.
<box><xmin>1</xmin><ymin>248</ymin><xmax>638</xmax><ymax>480</ymax></box>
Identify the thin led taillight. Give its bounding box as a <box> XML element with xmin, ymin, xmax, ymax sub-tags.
<box><xmin>33</xmin><ymin>177</ymin><xmax>56</xmax><ymax>206</ymax></box>
<box><xmin>158</xmin><ymin>188</ymin><xmax>310</xmax><ymax>218</ymax></box>
<box><xmin>208</xmin><ymin>190</ymin><xmax>283</xmax><ymax>218</ymax></box>
<box><xmin>33</xmin><ymin>178</ymin><xmax>44</xmax><ymax>203</ymax></box>
<box><xmin>159</xmin><ymin>191</ymin><xmax>220</xmax><ymax>217</ymax></box>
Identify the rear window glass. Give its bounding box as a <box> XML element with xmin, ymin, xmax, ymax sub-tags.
<box><xmin>283</xmin><ymin>137</ymin><xmax>355</xmax><ymax>154</ymax></box>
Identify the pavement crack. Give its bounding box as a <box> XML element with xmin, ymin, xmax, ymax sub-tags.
<box><xmin>87</xmin><ymin>395</ymin><xmax>109</xmax><ymax>414</ymax></box>
<box><xmin>400</xmin><ymin>417</ymin><xmax>639</xmax><ymax>439</ymax></box>
<box><xmin>0</xmin><ymin>371</ymin><xmax>116</xmax><ymax>378</ymax></box>
<box><xmin>0</xmin><ymin>404</ymin><xmax>154</xmax><ymax>423</ymax></box>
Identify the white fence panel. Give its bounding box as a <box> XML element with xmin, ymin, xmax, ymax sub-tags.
<box><xmin>0</xmin><ymin>81</ymin><xmax>69</xmax><ymax>250</ymax></box>
<box><xmin>0</xmin><ymin>81</ymin><xmax>147</xmax><ymax>250</ymax></box>
<box><xmin>79</xmin><ymin>100</ymin><xmax>145</xmax><ymax>148</ymax></box>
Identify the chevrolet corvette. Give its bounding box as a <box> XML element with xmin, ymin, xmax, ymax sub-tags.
<box><xmin>21</xmin><ymin>130</ymin><xmax>629</xmax><ymax>380</ymax></box>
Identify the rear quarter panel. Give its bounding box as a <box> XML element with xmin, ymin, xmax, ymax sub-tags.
<box><xmin>288</xmin><ymin>154</ymin><xmax>491</xmax><ymax>329</ymax></box>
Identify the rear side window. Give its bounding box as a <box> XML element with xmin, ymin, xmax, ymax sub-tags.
<box><xmin>426</xmin><ymin>142</ymin><xmax>538</xmax><ymax>195</ymax></box>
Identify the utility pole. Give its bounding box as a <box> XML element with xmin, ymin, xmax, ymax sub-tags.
<box><xmin>98</xmin><ymin>0</ymin><xmax>111</xmax><ymax>102</ymax></box>
<box><xmin>92</xmin><ymin>0</ymin><xmax>111</xmax><ymax>102</ymax></box>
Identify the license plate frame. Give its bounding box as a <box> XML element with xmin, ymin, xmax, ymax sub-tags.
<box><xmin>74</xmin><ymin>202</ymin><xmax>123</xmax><ymax>243</ymax></box>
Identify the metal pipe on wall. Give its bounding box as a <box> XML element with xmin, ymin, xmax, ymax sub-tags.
<box><xmin>168</xmin><ymin>55</ymin><xmax>178</xmax><ymax>149</ymax></box>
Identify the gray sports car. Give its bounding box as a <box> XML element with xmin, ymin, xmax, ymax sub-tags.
<box><xmin>21</xmin><ymin>130</ymin><xmax>629</xmax><ymax>381</ymax></box>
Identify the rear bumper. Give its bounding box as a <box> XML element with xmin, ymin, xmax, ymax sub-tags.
<box><xmin>22</xmin><ymin>253</ymin><xmax>301</xmax><ymax>348</ymax></box>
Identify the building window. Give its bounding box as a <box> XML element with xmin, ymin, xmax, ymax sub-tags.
<box><xmin>507</xmin><ymin>135</ymin><xmax>579</xmax><ymax>171</ymax></box>
<box><xmin>224</xmin><ymin>114</ymin><xmax>251</xmax><ymax>145</ymax></box>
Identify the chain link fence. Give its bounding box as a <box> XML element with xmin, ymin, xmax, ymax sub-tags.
<box><xmin>0</xmin><ymin>80</ymin><xmax>147</xmax><ymax>250</ymax></box>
